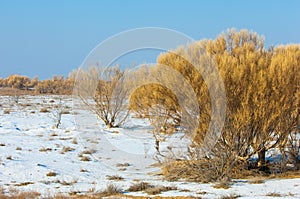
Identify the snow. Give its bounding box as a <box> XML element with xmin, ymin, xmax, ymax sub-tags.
<box><xmin>0</xmin><ymin>95</ymin><xmax>299</xmax><ymax>198</ymax></box>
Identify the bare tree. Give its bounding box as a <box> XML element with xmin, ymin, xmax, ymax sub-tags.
<box><xmin>75</xmin><ymin>66</ymin><xmax>130</xmax><ymax>128</ymax></box>
<box><xmin>51</xmin><ymin>98</ymin><xmax>69</xmax><ymax>128</ymax></box>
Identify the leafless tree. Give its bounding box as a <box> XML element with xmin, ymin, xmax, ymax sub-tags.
<box><xmin>74</xmin><ymin>66</ymin><xmax>130</xmax><ymax>128</ymax></box>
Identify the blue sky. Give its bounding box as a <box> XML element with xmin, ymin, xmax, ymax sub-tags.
<box><xmin>0</xmin><ymin>0</ymin><xmax>299</xmax><ymax>79</ymax></box>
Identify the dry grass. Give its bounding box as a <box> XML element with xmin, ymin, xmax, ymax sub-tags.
<box><xmin>219</xmin><ymin>193</ymin><xmax>240</xmax><ymax>199</ymax></box>
<box><xmin>127</xmin><ymin>182</ymin><xmax>152</xmax><ymax>192</ymax></box>
<box><xmin>0</xmin><ymin>87</ymin><xmax>34</xmax><ymax>96</ymax></box>
<box><xmin>266</xmin><ymin>192</ymin><xmax>282</xmax><ymax>197</ymax></box>
<box><xmin>80</xmin><ymin>156</ymin><xmax>91</xmax><ymax>161</ymax></box>
<box><xmin>144</xmin><ymin>186</ymin><xmax>177</xmax><ymax>195</ymax></box>
<box><xmin>80</xmin><ymin>168</ymin><xmax>88</xmax><ymax>172</ymax></box>
<box><xmin>6</xmin><ymin>156</ymin><xmax>12</xmax><ymax>160</ymax></box>
<box><xmin>20</xmin><ymin>103</ymin><xmax>31</xmax><ymax>107</ymax></box>
<box><xmin>268</xmin><ymin>170</ymin><xmax>300</xmax><ymax>179</ymax></box>
<box><xmin>46</xmin><ymin>171</ymin><xmax>57</xmax><ymax>177</ymax></box>
<box><xmin>72</xmin><ymin>138</ymin><xmax>78</xmax><ymax>144</ymax></box>
<box><xmin>99</xmin><ymin>183</ymin><xmax>122</xmax><ymax>196</ymax></box>
<box><xmin>79</xmin><ymin>149</ymin><xmax>96</xmax><ymax>156</ymax></box>
<box><xmin>56</xmin><ymin>179</ymin><xmax>78</xmax><ymax>186</ymax></box>
<box><xmin>212</xmin><ymin>182</ymin><xmax>231</xmax><ymax>189</ymax></box>
<box><xmin>126</xmin><ymin>182</ymin><xmax>176</xmax><ymax>195</ymax></box>
<box><xmin>60</xmin><ymin>146</ymin><xmax>75</xmax><ymax>154</ymax></box>
<box><xmin>0</xmin><ymin>186</ymin><xmax>202</xmax><ymax>199</ymax></box>
<box><xmin>40</xmin><ymin>108</ymin><xmax>50</xmax><ymax>113</ymax></box>
<box><xmin>61</xmin><ymin>110</ymin><xmax>70</xmax><ymax>114</ymax></box>
<box><xmin>248</xmin><ymin>177</ymin><xmax>265</xmax><ymax>184</ymax></box>
<box><xmin>14</xmin><ymin>182</ymin><xmax>34</xmax><ymax>187</ymax></box>
<box><xmin>50</xmin><ymin>132</ymin><xmax>58</xmax><ymax>136</ymax></box>
<box><xmin>39</xmin><ymin>147</ymin><xmax>52</xmax><ymax>152</ymax></box>
<box><xmin>163</xmin><ymin>156</ymin><xmax>300</xmax><ymax>184</ymax></box>
<box><xmin>106</xmin><ymin>175</ymin><xmax>124</xmax><ymax>181</ymax></box>
<box><xmin>116</xmin><ymin>162</ymin><xmax>130</xmax><ymax>167</ymax></box>
<box><xmin>3</xmin><ymin>109</ymin><xmax>10</xmax><ymax>114</ymax></box>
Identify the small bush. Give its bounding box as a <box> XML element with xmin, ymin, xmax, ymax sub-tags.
<box><xmin>127</xmin><ymin>182</ymin><xmax>152</xmax><ymax>192</ymax></box>
<box><xmin>100</xmin><ymin>183</ymin><xmax>122</xmax><ymax>196</ymax></box>
<box><xmin>16</xmin><ymin>147</ymin><xmax>22</xmax><ymax>150</ymax></box>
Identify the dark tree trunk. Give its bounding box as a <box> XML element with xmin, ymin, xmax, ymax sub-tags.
<box><xmin>258</xmin><ymin>148</ymin><xmax>266</xmax><ymax>167</ymax></box>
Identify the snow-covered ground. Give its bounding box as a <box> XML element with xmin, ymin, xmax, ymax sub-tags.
<box><xmin>0</xmin><ymin>95</ymin><xmax>299</xmax><ymax>198</ymax></box>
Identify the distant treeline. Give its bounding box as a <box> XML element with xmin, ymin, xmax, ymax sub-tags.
<box><xmin>0</xmin><ymin>71</ymin><xmax>77</xmax><ymax>95</ymax></box>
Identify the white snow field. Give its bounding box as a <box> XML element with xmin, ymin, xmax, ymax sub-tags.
<box><xmin>0</xmin><ymin>95</ymin><xmax>299</xmax><ymax>198</ymax></box>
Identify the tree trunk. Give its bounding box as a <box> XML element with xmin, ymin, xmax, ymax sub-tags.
<box><xmin>258</xmin><ymin>148</ymin><xmax>266</xmax><ymax>167</ymax></box>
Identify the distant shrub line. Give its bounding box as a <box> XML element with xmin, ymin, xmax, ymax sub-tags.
<box><xmin>0</xmin><ymin>74</ymin><xmax>75</xmax><ymax>95</ymax></box>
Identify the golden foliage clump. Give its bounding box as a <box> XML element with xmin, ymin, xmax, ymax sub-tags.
<box><xmin>130</xmin><ymin>29</ymin><xmax>299</xmax><ymax>181</ymax></box>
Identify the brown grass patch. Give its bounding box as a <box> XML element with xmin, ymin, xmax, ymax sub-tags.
<box><xmin>6</xmin><ymin>156</ymin><xmax>12</xmax><ymax>160</ymax></box>
<box><xmin>39</xmin><ymin>147</ymin><xmax>52</xmax><ymax>152</ymax></box>
<box><xmin>266</xmin><ymin>192</ymin><xmax>282</xmax><ymax>197</ymax></box>
<box><xmin>106</xmin><ymin>175</ymin><xmax>124</xmax><ymax>181</ymax></box>
<box><xmin>3</xmin><ymin>109</ymin><xmax>10</xmax><ymax>114</ymax></box>
<box><xmin>144</xmin><ymin>186</ymin><xmax>177</xmax><ymax>195</ymax></box>
<box><xmin>248</xmin><ymin>177</ymin><xmax>265</xmax><ymax>184</ymax></box>
<box><xmin>79</xmin><ymin>149</ymin><xmax>96</xmax><ymax>155</ymax></box>
<box><xmin>219</xmin><ymin>194</ymin><xmax>241</xmax><ymax>199</ymax></box>
<box><xmin>268</xmin><ymin>170</ymin><xmax>300</xmax><ymax>179</ymax></box>
<box><xmin>0</xmin><ymin>87</ymin><xmax>34</xmax><ymax>96</ymax></box>
<box><xmin>99</xmin><ymin>183</ymin><xmax>122</xmax><ymax>196</ymax></box>
<box><xmin>72</xmin><ymin>138</ymin><xmax>78</xmax><ymax>144</ymax></box>
<box><xmin>80</xmin><ymin>156</ymin><xmax>91</xmax><ymax>161</ymax></box>
<box><xmin>61</xmin><ymin>110</ymin><xmax>70</xmax><ymax>114</ymax></box>
<box><xmin>46</xmin><ymin>171</ymin><xmax>57</xmax><ymax>177</ymax></box>
<box><xmin>14</xmin><ymin>182</ymin><xmax>34</xmax><ymax>186</ymax></box>
<box><xmin>40</xmin><ymin>108</ymin><xmax>50</xmax><ymax>113</ymax></box>
<box><xmin>80</xmin><ymin>168</ymin><xmax>88</xmax><ymax>172</ymax></box>
<box><xmin>60</xmin><ymin>146</ymin><xmax>75</xmax><ymax>154</ymax></box>
<box><xmin>127</xmin><ymin>182</ymin><xmax>152</xmax><ymax>192</ymax></box>
<box><xmin>116</xmin><ymin>162</ymin><xmax>130</xmax><ymax>167</ymax></box>
<box><xmin>212</xmin><ymin>182</ymin><xmax>231</xmax><ymax>189</ymax></box>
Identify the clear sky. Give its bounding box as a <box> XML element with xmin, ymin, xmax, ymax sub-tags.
<box><xmin>0</xmin><ymin>0</ymin><xmax>299</xmax><ymax>79</ymax></box>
